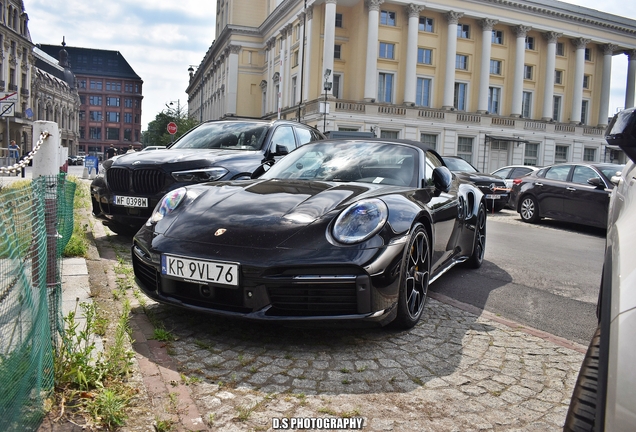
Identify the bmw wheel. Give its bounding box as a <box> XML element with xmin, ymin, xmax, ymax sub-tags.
<box><xmin>519</xmin><ymin>195</ymin><xmax>540</xmax><ymax>223</ymax></box>
<box><xmin>393</xmin><ymin>224</ymin><xmax>431</xmax><ymax>329</ymax></box>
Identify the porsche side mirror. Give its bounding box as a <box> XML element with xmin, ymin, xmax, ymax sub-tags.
<box><xmin>587</xmin><ymin>177</ymin><xmax>605</xmax><ymax>188</ymax></box>
<box><xmin>432</xmin><ymin>166</ymin><xmax>452</xmax><ymax>193</ymax></box>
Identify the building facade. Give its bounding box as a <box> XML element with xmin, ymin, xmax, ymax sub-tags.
<box><xmin>186</xmin><ymin>0</ymin><xmax>636</xmax><ymax>172</ymax></box>
<box><xmin>39</xmin><ymin>44</ymin><xmax>143</xmax><ymax>160</ymax></box>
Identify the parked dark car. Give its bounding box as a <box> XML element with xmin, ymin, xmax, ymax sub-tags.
<box><xmin>441</xmin><ymin>156</ymin><xmax>509</xmax><ymax>212</ymax></box>
<box><xmin>565</xmin><ymin>107</ymin><xmax>636</xmax><ymax>431</ymax></box>
<box><xmin>508</xmin><ymin>161</ymin><xmax>624</xmax><ymax>228</ymax></box>
<box><xmin>132</xmin><ymin>139</ymin><xmax>488</xmax><ymax>329</ymax></box>
<box><xmin>91</xmin><ymin>119</ymin><xmax>325</xmax><ymax>228</ymax></box>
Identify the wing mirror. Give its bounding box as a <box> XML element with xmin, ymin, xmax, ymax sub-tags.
<box><xmin>432</xmin><ymin>166</ymin><xmax>453</xmax><ymax>193</ymax></box>
<box><xmin>251</xmin><ymin>160</ymin><xmax>275</xmax><ymax>179</ymax></box>
<box><xmin>587</xmin><ymin>177</ymin><xmax>605</xmax><ymax>188</ymax></box>
<box><xmin>273</xmin><ymin>144</ymin><xmax>289</xmax><ymax>156</ymax></box>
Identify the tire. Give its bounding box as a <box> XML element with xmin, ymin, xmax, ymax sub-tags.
<box><xmin>392</xmin><ymin>224</ymin><xmax>431</xmax><ymax>329</ymax></box>
<box><xmin>465</xmin><ymin>203</ymin><xmax>486</xmax><ymax>269</ymax></box>
<box><xmin>519</xmin><ymin>195</ymin><xmax>540</xmax><ymax>223</ymax></box>
<box><xmin>564</xmin><ymin>326</ymin><xmax>601</xmax><ymax>432</ymax></box>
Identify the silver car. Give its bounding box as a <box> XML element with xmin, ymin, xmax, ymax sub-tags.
<box><xmin>565</xmin><ymin>107</ymin><xmax>636</xmax><ymax>431</ymax></box>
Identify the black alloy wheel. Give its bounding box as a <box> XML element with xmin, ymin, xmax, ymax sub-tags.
<box><xmin>393</xmin><ymin>224</ymin><xmax>431</xmax><ymax>329</ymax></box>
<box><xmin>519</xmin><ymin>195</ymin><xmax>540</xmax><ymax>223</ymax></box>
<box><xmin>465</xmin><ymin>203</ymin><xmax>486</xmax><ymax>269</ymax></box>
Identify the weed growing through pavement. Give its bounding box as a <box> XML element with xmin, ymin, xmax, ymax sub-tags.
<box><xmin>153</xmin><ymin>327</ymin><xmax>175</xmax><ymax>342</ymax></box>
<box><xmin>235</xmin><ymin>405</ymin><xmax>254</xmax><ymax>421</ymax></box>
<box><xmin>154</xmin><ymin>417</ymin><xmax>174</xmax><ymax>432</ymax></box>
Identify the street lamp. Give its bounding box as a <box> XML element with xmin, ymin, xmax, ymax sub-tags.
<box><xmin>323</xmin><ymin>69</ymin><xmax>332</xmax><ymax>133</ymax></box>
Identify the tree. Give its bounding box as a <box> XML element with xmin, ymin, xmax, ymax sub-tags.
<box><xmin>142</xmin><ymin>102</ymin><xmax>200</xmax><ymax>147</ymax></box>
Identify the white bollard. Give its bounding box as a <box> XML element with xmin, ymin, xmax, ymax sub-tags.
<box><xmin>82</xmin><ymin>166</ymin><xmax>88</xmax><ymax>179</ymax></box>
<box><xmin>32</xmin><ymin>121</ymin><xmax>60</xmax><ymax>179</ymax></box>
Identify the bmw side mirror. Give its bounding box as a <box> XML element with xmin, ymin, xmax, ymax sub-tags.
<box><xmin>587</xmin><ymin>177</ymin><xmax>605</xmax><ymax>189</ymax></box>
<box><xmin>274</xmin><ymin>145</ymin><xmax>289</xmax><ymax>156</ymax></box>
<box><xmin>251</xmin><ymin>160</ymin><xmax>275</xmax><ymax>179</ymax></box>
<box><xmin>432</xmin><ymin>166</ymin><xmax>452</xmax><ymax>193</ymax></box>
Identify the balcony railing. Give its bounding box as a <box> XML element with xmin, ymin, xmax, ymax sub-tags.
<box><xmin>20</xmin><ymin>88</ymin><xmax>29</xmax><ymax>97</ymax></box>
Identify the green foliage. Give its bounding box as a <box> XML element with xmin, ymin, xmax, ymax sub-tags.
<box><xmin>63</xmin><ymin>178</ymin><xmax>90</xmax><ymax>258</ymax></box>
<box><xmin>142</xmin><ymin>105</ymin><xmax>200</xmax><ymax>148</ymax></box>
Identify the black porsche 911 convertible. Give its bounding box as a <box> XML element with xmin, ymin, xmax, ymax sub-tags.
<box><xmin>132</xmin><ymin>139</ymin><xmax>487</xmax><ymax>329</ymax></box>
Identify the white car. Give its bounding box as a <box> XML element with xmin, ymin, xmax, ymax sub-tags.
<box><xmin>141</xmin><ymin>146</ymin><xmax>166</xmax><ymax>151</ymax></box>
<box><xmin>490</xmin><ymin>165</ymin><xmax>540</xmax><ymax>189</ymax></box>
<box><xmin>565</xmin><ymin>107</ymin><xmax>636</xmax><ymax>431</ymax></box>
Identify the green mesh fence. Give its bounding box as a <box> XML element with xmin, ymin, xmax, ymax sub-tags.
<box><xmin>0</xmin><ymin>174</ymin><xmax>75</xmax><ymax>432</ymax></box>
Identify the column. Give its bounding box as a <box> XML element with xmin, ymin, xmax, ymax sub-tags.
<box><xmin>297</xmin><ymin>11</ymin><xmax>306</xmax><ymax>104</ymax></box>
<box><xmin>284</xmin><ymin>23</ymin><xmax>293</xmax><ymax>107</ymax></box>
<box><xmin>511</xmin><ymin>25</ymin><xmax>531</xmax><ymax>117</ymax></box>
<box><xmin>322</xmin><ymin>0</ymin><xmax>337</xmax><ymax>96</ymax></box>
<box><xmin>598</xmin><ymin>44</ymin><xmax>617</xmax><ymax>126</ymax></box>
<box><xmin>477</xmin><ymin>19</ymin><xmax>498</xmax><ymax>113</ymax></box>
<box><xmin>541</xmin><ymin>31</ymin><xmax>561</xmax><ymax>120</ymax></box>
<box><xmin>403</xmin><ymin>4</ymin><xmax>424</xmax><ymax>106</ymax></box>
<box><xmin>364</xmin><ymin>0</ymin><xmax>384</xmax><ymax>101</ymax></box>
<box><xmin>626</xmin><ymin>49</ymin><xmax>636</xmax><ymax>109</ymax></box>
<box><xmin>442</xmin><ymin>11</ymin><xmax>463</xmax><ymax>109</ymax></box>
<box><xmin>570</xmin><ymin>37</ymin><xmax>589</xmax><ymax>124</ymax></box>
<box><xmin>226</xmin><ymin>45</ymin><xmax>240</xmax><ymax>115</ymax></box>
<box><xmin>303</xmin><ymin>5</ymin><xmax>313</xmax><ymax>102</ymax></box>
<box><xmin>266</xmin><ymin>37</ymin><xmax>275</xmax><ymax>113</ymax></box>
<box><xmin>279</xmin><ymin>28</ymin><xmax>287</xmax><ymax>109</ymax></box>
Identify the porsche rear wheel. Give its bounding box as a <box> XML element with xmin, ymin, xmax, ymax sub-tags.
<box><xmin>465</xmin><ymin>203</ymin><xmax>486</xmax><ymax>269</ymax></box>
<box><xmin>393</xmin><ymin>225</ymin><xmax>430</xmax><ymax>329</ymax></box>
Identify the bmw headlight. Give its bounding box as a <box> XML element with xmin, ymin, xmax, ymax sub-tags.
<box><xmin>148</xmin><ymin>187</ymin><xmax>187</xmax><ymax>225</ymax></box>
<box><xmin>332</xmin><ymin>199</ymin><xmax>388</xmax><ymax>244</ymax></box>
<box><xmin>172</xmin><ymin>167</ymin><xmax>228</xmax><ymax>182</ymax></box>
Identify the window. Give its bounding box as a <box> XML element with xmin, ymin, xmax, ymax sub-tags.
<box><xmin>378</xmin><ymin>72</ymin><xmax>394</xmax><ymax>103</ymax></box>
<box><xmin>456</xmin><ymin>54</ymin><xmax>468</xmax><ymax>70</ymax></box>
<box><xmin>89</xmin><ymin>111</ymin><xmax>102</xmax><ymax>121</ymax></box>
<box><xmin>545</xmin><ymin>164</ymin><xmax>571</xmax><ymax>180</ymax></box>
<box><xmin>90</xmin><ymin>80</ymin><xmax>103</xmax><ymax>90</ymax></box>
<box><xmin>555</xmin><ymin>70</ymin><xmax>563</xmax><ymax>85</ymax></box>
<box><xmin>522</xmin><ymin>92</ymin><xmax>532</xmax><ymax>118</ymax></box>
<box><xmin>585</xmin><ymin>48</ymin><xmax>592</xmax><ymax>61</ymax></box>
<box><xmin>555</xmin><ymin>145</ymin><xmax>569</xmax><ymax>163</ymax></box>
<box><xmin>89</xmin><ymin>127</ymin><xmax>101</xmax><ymax>139</ymax></box>
<box><xmin>490</xmin><ymin>60</ymin><xmax>502</xmax><ymax>75</ymax></box>
<box><xmin>581</xmin><ymin>100</ymin><xmax>589</xmax><ymax>124</ymax></box>
<box><xmin>335</xmin><ymin>13</ymin><xmax>343</xmax><ymax>28</ymax></box>
<box><xmin>79</xmin><ymin>110</ymin><xmax>86</xmax><ymax>121</ymax></box>
<box><xmin>124</xmin><ymin>98</ymin><xmax>133</xmax><ymax>108</ymax></box>
<box><xmin>106</xmin><ymin>81</ymin><xmax>121</xmax><ymax>91</ymax></box>
<box><xmin>556</xmin><ymin>42</ymin><xmax>565</xmax><ymax>56</ymax></box>
<box><xmin>457</xmin><ymin>24</ymin><xmax>470</xmax><ymax>39</ymax></box>
<box><xmin>379</xmin><ymin>42</ymin><xmax>395</xmax><ymax>59</ymax></box>
<box><xmin>106</xmin><ymin>127</ymin><xmax>120</xmax><ymax>140</ymax></box>
<box><xmin>291</xmin><ymin>77</ymin><xmax>297</xmax><ymax>105</ymax></box>
<box><xmin>125</xmin><ymin>83</ymin><xmax>133</xmax><ymax>92</ymax></box>
<box><xmin>124</xmin><ymin>129</ymin><xmax>132</xmax><ymax>142</ymax></box>
<box><xmin>420</xmin><ymin>133</ymin><xmax>437</xmax><ymax>150</ymax></box>
<box><xmin>416</xmin><ymin>78</ymin><xmax>431</xmax><ymax>107</ymax></box>
<box><xmin>583</xmin><ymin>75</ymin><xmax>590</xmax><ymax>89</ymax></box>
<box><xmin>293</xmin><ymin>50</ymin><xmax>299</xmax><ymax>66</ymax></box>
<box><xmin>106</xmin><ymin>112</ymin><xmax>120</xmax><ymax>122</ymax></box>
<box><xmin>380</xmin><ymin>10</ymin><xmax>396</xmax><ymax>26</ymax></box>
<box><xmin>332</xmin><ymin>74</ymin><xmax>341</xmax><ymax>99</ymax></box>
<box><xmin>80</xmin><ymin>95</ymin><xmax>86</xmax><ymax>104</ymax></box>
<box><xmin>124</xmin><ymin>113</ymin><xmax>133</xmax><ymax>123</ymax></box>
<box><xmin>135</xmin><ymin>84</ymin><xmax>140</xmax><ymax>93</ymax></box>
<box><xmin>572</xmin><ymin>165</ymin><xmax>598</xmax><ymax>185</ymax></box>
<box><xmin>457</xmin><ymin>137</ymin><xmax>473</xmax><ymax>163</ymax></box>
<box><xmin>454</xmin><ymin>82</ymin><xmax>467</xmax><ymax>111</ymax></box>
<box><xmin>79</xmin><ymin>126</ymin><xmax>85</xmax><ymax>139</ymax></box>
<box><xmin>417</xmin><ymin>48</ymin><xmax>432</xmax><ymax>65</ymax></box>
<box><xmin>106</xmin><ymin>97</ymin><xmax>120</xmax><ymax>107</ymax></box>
<box><xmin>78</xmin><ymin>79</ymin><xmax>87</xmax><ymax>89</ymax></box>
<box><xmin>334</xmin><ymin>45</ymin><xmax>341</xmax><ymax>60</ymax></box>
<box><xmin>583</xmin><ymin>148</ymin><xmax>597</xmax><ymax>162</ymax></box>
<box><xmin>524</xmin><ymin>143</ymin><xmax>539</xmax><ymax>166</ymax></box>
<box><xmin>492</xmin><ymin>30</ymin><xmax>503</xmax><ymax>44</ymax></box>
<box><xmin>89</xmin><ymin>96</ymin><xmax>102</xmax><ymax>105</ymax></box>
<box><xmin>271</xmin><ymin>126</ymin><xmax>297</xmax><ymax>150</ymax></box>
<box><xmin>488</xmin><ymin>87</ymin><xmax>501</xmax><ymax>114</ymax></box>
<box><xmin>419</xmin><ymin>17</ymin><xmax>434</xmax><ymax>32</ymax></box>
<box><xmin>380</xmin><ymin>130</ymin><xmax>399</xmax><ymax>139</ymax></box>
<box><xmin>524</xmin><ymin>65</ymin><xmax>533</xmax><ymax>80</ymax></box>
<box><xmin>525</xmin><ymin>37</ymin><xmax>535</xmax><ymax>50</ymax></box>
<box><xmin>553</xmin><ymin>95</ymin><xmax>562</xmax><ymax>122</ymax></box>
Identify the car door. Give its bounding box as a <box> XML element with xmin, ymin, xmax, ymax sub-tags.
<box><xmin>563</xmin><ymin>165</ymin><xmax>612</xmax><ymax>227</ymax></box>
<box><xmin>534</xmin><ymin>165</ymin><xmax>573</xmax><ymax>219</ymax></box>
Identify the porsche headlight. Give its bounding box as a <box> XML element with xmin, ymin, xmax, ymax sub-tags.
<box><xmin>332</xmin><ymin>199</ymin><xmax>388</xmax><ymax>244</ymax></box>
<box><xmin>172</xmin><ymin>167</ymin><xmax>228</xmax><ymax>182</ymax></box>
<box><xmin>148</xmin><ymin>187</ymin><xmax>187</xmax><ymax>225</ymax></box>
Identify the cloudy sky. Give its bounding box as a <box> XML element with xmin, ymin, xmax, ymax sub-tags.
<box><xmin>23</xmin><ymin>0</ymin><xmax>636</xmax><ymax>131</ymax></box>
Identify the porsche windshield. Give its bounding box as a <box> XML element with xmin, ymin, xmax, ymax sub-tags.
<box><xmin>170</xmin><ymin>121</ymin><xmax>269</xmax><ymax>150</ymax></box>
<box><xmin>261</xmin><ymin>141</ymin><xmax>420</xmax><ymax>187</ymax></box>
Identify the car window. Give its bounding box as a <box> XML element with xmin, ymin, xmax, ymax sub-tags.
<box><xmin>270</xmin><ymin>126</ymin><xmax>297</xmax><ymax>151</ymax></box>
<box><xmin>511</xmin><ymin>167</ymin><xmax>533</xmax><ymax>178</ymax></box>
<box><xmin>443</xmin><ymin>157</ymin><xmax>478</xmax><ymax>173</ymax></box>
<box><xmin>544</xmin><ymin>165</ymin><xmax>571</xmax><ymax>181</ymax></box>
<box><xmin>425</xmin><ymin>151</ymin><xmax>443</xmax><ymax>186</ymax></box>
<box><xmin>170</xmin><ymin>121</ymin><xmax>268</xmax><ymax>150</ymax></box>
<box><xmin>598</xmin><ymin>164</ymin><xmax>625</xmax><ymax>180</ymax></box>
<box><xmin>310</xmin><ymin>129</ymin><xmax>323</xmax><ymax>141</ymax></box>
<box><xmin>295</xmin><ymin>127</ymin><xmax>313</xmax><ymax>146</ymax></box>
<box><xmin>571</xmin><ymin>166</ymin><xmax>600</xmax><ymax>185</ymax></box>
<box><xmin>492</xmin><ymin>167</ymin><xmax>513</xmax><ymax>178</ymax></box>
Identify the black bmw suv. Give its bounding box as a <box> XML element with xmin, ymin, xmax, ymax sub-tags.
<box><xmin>91</xmin><ymin>119</ymin><xmax>325</xmax><ymax>228</ymax></box>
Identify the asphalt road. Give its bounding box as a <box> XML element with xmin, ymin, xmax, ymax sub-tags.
<box><xmin>430</xmin><ymin>211</ymin><xmax>605</xmax><ymax>345</ymax></box>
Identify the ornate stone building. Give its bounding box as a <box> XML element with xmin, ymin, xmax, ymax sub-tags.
<box><xmin>187</xmin><ymin>0</ymin><xmax>636</xmax><ymax>170</ymax></box>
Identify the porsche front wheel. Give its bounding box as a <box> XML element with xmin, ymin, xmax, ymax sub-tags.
<box><xmin>465</xmin><ymin>203</ymin><xmax>486</xmax><ymax>269</ymax></box>
<box><xmin>393</xmin><ymin>225</ymin><xmax>431</xmax><ymax>329</ymax></box>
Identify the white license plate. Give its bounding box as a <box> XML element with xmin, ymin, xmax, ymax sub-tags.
<box><xmin>161</xmin><ymin>254</ymin><xmax>239</xmax><ymax>287</ymax></box>
<box><xmin>485</xmin><ymin>194</ymin><xmax>502</xmax><ymax>199</ymax></box>
<box><xmin>114</xmin><ymin>195</ymin><xmax>148</xmax><ymax>208</ymax></box>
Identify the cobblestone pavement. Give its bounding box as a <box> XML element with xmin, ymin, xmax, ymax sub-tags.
<box><xmin>129</xmin><ymin>290</ymin><xmax>585</xmax><ymax>431</ymax></box>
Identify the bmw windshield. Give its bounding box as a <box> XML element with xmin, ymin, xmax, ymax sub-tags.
<box><xmin>170</xmin><ymin>122</ymin><xmax>269</xmax><ymax>151</ymax></box>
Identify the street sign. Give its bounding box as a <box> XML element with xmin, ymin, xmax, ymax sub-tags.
<box><xmin>167</xmin><ymin>122</ymin><xmax>178</xmax><ymax>135</ymax></box>
<box><xmin>0</xmin><ymin>92</ymin><xmax>18</xmax><ymax>117</ymax></box>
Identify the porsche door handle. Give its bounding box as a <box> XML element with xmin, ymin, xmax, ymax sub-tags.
<box><xmin>566</xmin><ymin>187</ymin><xmax>576</xmax><ymax>191</ymax></box>
<box><xmin>533</xmin><ymin>182</ymin><xmax>544</xmax><ymax>187</ymax></box>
